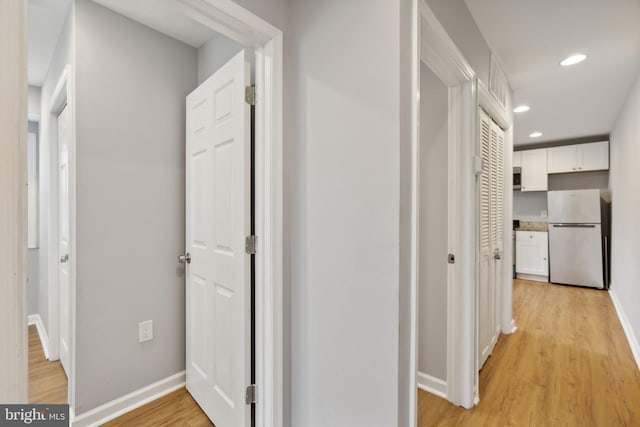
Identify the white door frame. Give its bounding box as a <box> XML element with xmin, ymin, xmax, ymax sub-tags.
<box><xmin>46</xmin><ymin>64</ymin><xmax>77</xmax><ymax>406</ymax></box>
<box><xmin>0</xmin><ymin>0</ymin><xmax>28</xmax><ymax>404</ymax></box>
<box><xmin>174</xmin><ymin>2</ymin><xmax>284</xmax><ymax>426</ymax></box>
<box><xmin>409</xmin><ymin>2</ymin><xmax>516</xmax><ymax>421</ymax></box>
<box><xmin>410</xmin><ymin>0</ymin><xmax>477</xmax><ymax>414</ymax></box>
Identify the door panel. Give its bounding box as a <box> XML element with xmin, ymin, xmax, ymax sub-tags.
<box><xmin>186</xmin><ymin>50</ymin><xmax>251</xmax><ymax>427</ymax></box>
<box><xmin>478</xmin><ymin>111</ymin><xmax>504</xmax><ymax>369</ymax></box>
<box><xmin>57</xmin><ymin>105</ymin><xmax>70</xmax><ymax>377</ymax></box>
<box><xmin>478</xmin><ymin>110</ymin><xmax>493</xmax><ymax>367</ymax></box>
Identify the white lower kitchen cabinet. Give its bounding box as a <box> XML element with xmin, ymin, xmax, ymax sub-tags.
<box><xmin>516</xmin><ymin>231</ymin><xmax>549</xmax><ymax>282</ymax></box>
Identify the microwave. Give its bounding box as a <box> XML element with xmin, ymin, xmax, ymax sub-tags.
<box><xmin>513</xmin><ymin>167</ymin><xmax>521</xmax><ymax>190</ymax></box>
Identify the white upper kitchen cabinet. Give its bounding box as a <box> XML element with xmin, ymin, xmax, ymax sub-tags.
<box><xmin>521</xmin><ymin>148</ymin><xmax>547</xmax><ymax>191</ymax></box>
<box><xmin>513</xmin><ymin>151</ymin><xmax>522</xmax><ymax>168</ymax></box>
<box><xmin>578</xmin><ymin>141</ymin><xmax>609</xmax><ymax>171</ymax></box>
<box><xmin>547</xmin><ymin>141</ymin><xmax>609</xmax><ymax>173</ymax></box>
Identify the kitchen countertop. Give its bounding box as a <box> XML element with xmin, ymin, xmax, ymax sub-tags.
<box><xmin>515</xmin><ymin>221</ymin><xmax>548</xmax><ymax>232</ymax></box>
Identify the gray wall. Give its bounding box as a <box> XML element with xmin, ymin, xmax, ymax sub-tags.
<box><xmin>609</xmin><ymin>71</ymin><xmax>640</xmax><ymax>354</ymax></box>
<box><xmin>418</xmin><ymin>63</ymin><xmax>448</xmax><ymax>381</ymax></box>
<box><xmin>549</xmin><ymin>170</ymin><xmax>608</xmax><ymax>191</ymax></box>
<box><xmin>38</xmin><ymin>6</ymin><xmax>73</xmax><ymax>333</ymax></box>
<box><xmin>74</xmin><ymin>0</ymin><xmax>197</xmax><ymax>413</ymax></box>
<box><xmin>425</xmin><ymin>0</ymin><xmax>492</xmax><ymax>84</ymax></box>
<box><xmin>197</xmin><ymin>33</ymin><xmax>243</xmax><ymax>85</ymax></box>
<box><xmin>288</xmin><ymin>1</ymin><xmax>400</xmax><ymax>425</ymax></box>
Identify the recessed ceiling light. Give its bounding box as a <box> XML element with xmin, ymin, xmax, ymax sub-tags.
<box><xmin>513</xmin><ymin>105</ymin><xmax>530</xmax><ymax>113</ymax></box>
<box><xmin>561</xmin><ymin>54</ymin><xmax>587</xmax><ymax>66</ymax></box>
<box><xmin>529</xmin><ymin>132</ymin><xmax>543</xmax><ymax>138</ymax></box>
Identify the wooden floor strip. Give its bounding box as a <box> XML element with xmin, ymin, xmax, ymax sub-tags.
<box><xmin>28</xmin><ymin>324</ymin><xmax>67</xmax><ymax>404</ymax></box>
<box><xmin>419</xmin><ymin>279</ymin><xmax>640</xmax><ymax>426</ymax></box>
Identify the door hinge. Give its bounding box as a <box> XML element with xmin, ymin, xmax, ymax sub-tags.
<box><xmin>245</xmin><ymin>384</ymin><xmax>256</xmax><ymax>404</ymax></box>
<box><xmin>448</xmin><ymin>253</ymin><xmax>455</xmax><ymax>264</ymax></box>
<box><xmin>245</xmin><ymin>235</ymin><xmax>257</xmax><ymax>255</ymax></box>
<box><xmin>245</xmin><ymin>85</ymin><xmax>256</xmax><ymax>106</ymax></box>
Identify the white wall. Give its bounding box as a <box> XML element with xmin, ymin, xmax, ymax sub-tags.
<box><xmin>609</xmin><ymin>71</ymin><xmax>640</xmax><ymax>354</ymax></box>
<box><xmin>418</xmin><ymin>63</ymin><xmax>448</xmax><ymax>381</ymax></box>
<box><xmin>197</xmin><ymin>33</ymin><xmax>243</xmax><ymax>85</ymax></box>
<box><xmin>38</xmin><ymin>5</ymin><xmax>73</xmax><ymax>333</ymax></box>
<box><xmin>0</xmin><ymin>0</ymin><xmax>28</xmax><ymax>404</ymax></box>
<box><xmin>73</xmin><ymin>0</ymin><xmax>197</xmax><ymax>413</ymax></box>
<box><xmin>288</xmin><ymin>1</ymin><xmax>400</xmax><ymax>425</ymax></box>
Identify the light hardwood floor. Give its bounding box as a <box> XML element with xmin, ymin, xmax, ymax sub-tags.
<box><xmin>103</xmin><ymin>388</ymin><xmax>213</xmax><ymax>426</ymax></box>
<box><xmin>419</xmin><ymin>279</ymin><xmax>640</xmax><ymax>426</ymax></box>
<box><xmin>29</xmin><ymin>324</ymin><xmax>67</xmax><ymax>404</ymax></box>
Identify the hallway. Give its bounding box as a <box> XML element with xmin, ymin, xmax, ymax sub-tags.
<box><xmin>419</xmin><ymin>279</ymin><xmax>640</xmax><ymax>426</ymax></box>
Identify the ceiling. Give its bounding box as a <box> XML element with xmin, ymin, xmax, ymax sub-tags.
<box><xmin>465</xmin><ymin>0</ymin><xmax>640</xmax><ymax>145</ymax></box>
<box><xmin>28</xmin><ymin>0</ymin><xmax>215</xmax><ymax>87</ymax></box>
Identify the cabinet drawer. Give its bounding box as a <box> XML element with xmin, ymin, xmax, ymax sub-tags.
<box><xmin>516</xmin><ymin>231</ymin><xmax>547</xmax><ymax>243</ymax></box>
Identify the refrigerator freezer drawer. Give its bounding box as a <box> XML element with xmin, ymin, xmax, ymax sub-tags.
<box><xmin>549</xmin><ymin>224</ymin><xmax>604</xmax><ymax>288</ymax></box>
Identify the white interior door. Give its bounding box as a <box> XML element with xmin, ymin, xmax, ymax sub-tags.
<box><xmin>185</xmin><ymin>50</ymin><xmax>251</xmax><ymax>427</ymax></box>
<box><xmin>57</xmin><ymin>105</ymin><xmax>71</xmax><ymax>376</ymax></box>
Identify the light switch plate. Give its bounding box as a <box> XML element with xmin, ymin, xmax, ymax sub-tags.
<box><xmin>138</xmin><ymin>320</ymin><xmax>153</xmax><ymax>343</ymax></box>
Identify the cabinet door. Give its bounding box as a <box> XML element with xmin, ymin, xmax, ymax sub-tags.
<box><xmin>521</xmin><ymin>148</ymin><xmax>547</xmax><ymax>191</ymax></box>
<box><xmin>516</xmin><ymin>232</ymin><xmax>548</xmax><ymax>275</ymax></box>
<box><xmin>513</xmin><ymin>151</ymin><xmax>522</xmax><ymax>168</ymax></box>
<box><xmin>547</xmin><ymin>145</ymin><xmax>577</xmax><ymax>173</ymax></box>
<box><xmin>578</xmin><ymin>141</ymin><xmax>609</xmax><ymax>171</ymax></box>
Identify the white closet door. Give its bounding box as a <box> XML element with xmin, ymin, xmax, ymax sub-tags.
<box><xmin>478</xmin><ymin>110</ymin><xmax>505</xmax><ymax>370</ymax></box>
<box><xmin>478</xmin><ymin>109</ymin><xmax>493</xmax><ymax>368</ymax></box>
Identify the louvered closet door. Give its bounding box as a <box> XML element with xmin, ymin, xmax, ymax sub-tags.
<box><xmin>492</xmin><ymin>121</ymin><xmax>505</xmax><ymax>341</ymax></box>
<box><xmin>478</xmin><ymin>109</ymin><xmax>505</xmax><ymax>369</ymax></box>
<box><xmin>478</xmin><ymin>109</ymin><xmax>493</xmax><ymax>368</ymax></box>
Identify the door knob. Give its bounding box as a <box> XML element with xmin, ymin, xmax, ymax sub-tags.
<box><xmin>178</xmin><ymin>253</ymin><xmax>191</xmax><ymax>264</ymax></box>
<box><xmin>60</xmin><ymin>254</ymin><xmax>69</xmax><ymax>263</ymax></box>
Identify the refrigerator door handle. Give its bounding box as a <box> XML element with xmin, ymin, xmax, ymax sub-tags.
<box><xmin>552</xmin><ymin>224</ymin><xmax>596</xmax><ymax>228</ymax></box>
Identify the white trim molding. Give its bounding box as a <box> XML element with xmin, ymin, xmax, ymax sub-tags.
<box><xmin>417</xmin><ymin>372</ymin><xmax>447</xmax><ymax>400</ymax></box>
<box><xmin>71</xmin><ymin>371</ymin><xmax>186</xmax><ymax>427</ymax></box>
<box><xmin>0</xmin><ymin>0</ymin><xmax>28</xmax><ymax>404</ymax></box>
<box><xmin>609</xmin><ymin>288</ymin><xmax>640</xmax><ymax>371</ymax></box>
<box><xmin>28</xmin><ymin>314</ymin><xmax>50</xmax><ymax>360</ymax></box>
<box><xmin>412</xmin><ymin>0</ymin><xmax>477</xmax><ymax>414</ymax></box>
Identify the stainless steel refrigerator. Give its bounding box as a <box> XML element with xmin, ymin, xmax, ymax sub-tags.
<box><xmin>547</xmin><ymin>189</ymin><xmax>611</xmax><ymax>289</ymax></box>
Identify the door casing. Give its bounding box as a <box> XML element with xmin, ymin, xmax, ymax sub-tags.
<box><xmin>407</xmin><ymin>1</ymin><xmax>514</xmax><ymax>422</ymax></box>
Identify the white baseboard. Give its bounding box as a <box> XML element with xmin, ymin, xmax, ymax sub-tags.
<box><xmin>516</xmin><ymin>273</ymin><xmax>549</xmax><ymax>282</ymax></box>
<box><xmin>417</xmin><ymin>371</ymin><xmax>447</xmax><ymax>400</ymax></box>
<box><xmin>71</xmin><ymin>371</ymin><xmax>186</xmax><ymax>427</ymax></box>
<box><xmin>609</xmin><ymin>288</ymin><xmax>640</xmax><ymax>371</ymax></box>
<box><xmin>28</xmin><ymin>314</ymin><xmax>50</xmax><ymax>360</ymax></box>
